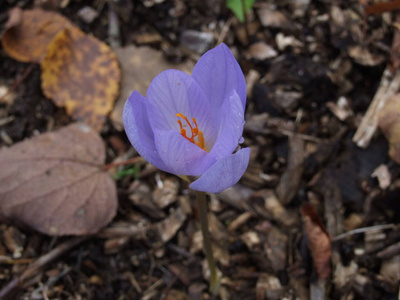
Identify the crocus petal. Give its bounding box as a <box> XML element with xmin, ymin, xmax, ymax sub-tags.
<box><xmin>146</xmin><ymin>70</ymin><xmax>217</xmax><ymax>148</ymax></box>
<box><xmin>209</xmin><ymin>90</ymin><xmax>244</xmax><ymax>160</ymax></box>
<box><xmin>154</xmin><ymin>129</ymin><xmax>217</xmax><ymax>176</ymax></box>
<box><xmin>192</xmin><ymin>43</ymin><xmax>246</xmax><ymax>113</ymax></box>
<box><xmin>123</xmin><ymin>91</ymin><xmax>171</xmax><ymax>173</ymax></box>
<box><xmin>189</xmin><ymin>148</ymin><xmax>250</xmax><ymax>193</ymax></box>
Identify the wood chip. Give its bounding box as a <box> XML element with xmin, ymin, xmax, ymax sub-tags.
<box><xmin>371</xmin><ymin>164</ymin><xmax>391</xmax><ymax>189</ymax></box>
<box><xmin>153</xmin><ymin>178</ymin><xmax>179</xmax><ymax>208</ymax></box>
<box><xmin>276</xmin><ymin>135</ymin><xmax>305</xmax><ymax>205</ymax></box>
<box><xmin>245</xmin><ymin>42</ymin><xmax>277</xmax><ymax>60</ymax></box>
<box><xmin>228</xmin><ymin>212</ymin><xmax>254</xmax><ymax>231</ymax></box>
<box><xmin>156</xmin><ymin>207</ymin><xmax>187</xmax><ymax>242</ymax></box>
<box><xmin>256</xmin><ymin>274</ymin><xmax>283</xmax><ymax>300</ymax></box>
<box><xmin>129</xmin><ymin>181</ymin><xmax>165</xmax><ymax>219</ymax></box>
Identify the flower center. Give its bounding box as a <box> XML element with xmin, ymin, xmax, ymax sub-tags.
<box><xmin>176</xmin><ymin>113</ymin><xmax>206</xmax><ymax>151</ymax></box>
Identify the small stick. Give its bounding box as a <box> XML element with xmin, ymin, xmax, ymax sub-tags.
<box><xmin>377</xmin><ymin>241</ymin><xmax>400</xmax><ymax>259</ymax></box>
<box><xmin>217</xmin><ymin>17</ymin><xmax>233</xmax><ymax>46</ymax></box>
<box><xmin>332</xmin><ymin>224</ymin><xmax>395</xmax><ymax>241</ymax></box>
<box><xmin>102</xmin><ymin>156</ymin><xmax>144</xmax><ymax>171</ymax></box>
<box><xmin>353</xmin><ymin>68</ymin><xmax>400</xmax><ymax>148</ymax></box>
<box><xmin>0</xmin><ymin>237</ymin><xmax>87</xmax><ymax>299</ymax></box>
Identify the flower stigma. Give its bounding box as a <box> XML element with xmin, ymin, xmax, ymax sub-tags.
<box><xmin>176</xmin><ymin>113</ymin><xmax>206</xmax><ymax>151</ymax></box>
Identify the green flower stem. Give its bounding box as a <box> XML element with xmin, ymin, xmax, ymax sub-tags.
<box><xmin>195</xmin><ymin>190</ymin><xmax>219</xmax><ymax>295</ymax></box>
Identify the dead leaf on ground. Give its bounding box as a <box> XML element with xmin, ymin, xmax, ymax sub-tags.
<box><xmin>378</xmin><ymin>93</ymin><xmax>400</xmax><ymax>164</ymax></box>
<box><xmin>112</xmin><ymin>45</ymin><xmax>194</xmax><ymax>129</ymax></box>
<box><xmin>41</xmin><ymin>27</ymin><xmax>120</xmax><ymax>131</ymax></box>
<box><xmin>2</xmin><ymin>9</ymin><xmax>72</xmax><ymax>63</ymax></box>
<box><xmin>301</xmin><ymin>203</ymin><xmax>332</xmax><ymax>280</ymax></box>
<box><xmin>2</xmin><ymin>9</ymin><xmax>121</xmax><ymax>131</ymax></box>
<box><xmin>0</xmin><ymin>123</ymin><xmax>117</xmax><ymax>236</ymax></box>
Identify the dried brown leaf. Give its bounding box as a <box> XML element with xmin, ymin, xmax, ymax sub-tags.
<box><xmin>41</xmin><ymin>28</ymin><xmax>120</xmax><ymax>131</ymax></box>
<box><xmin>0</xmin><ymin>123</ymin><xmax>117</xmax><ymax>236</ymax></box>
<box><xmin>2</xmin><ymin>9</ymin><xmax>72</xmax><ymax>63</ymax></box>
<box><xmin>301</xmin><ymin>203</ymin><xmax>332</xmax><ymax>280</ymax></box>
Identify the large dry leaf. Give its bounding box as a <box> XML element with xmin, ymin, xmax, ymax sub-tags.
<box><xmin>378</xmin><ymin>93</ymin><xmax>400</xmax><ymax>164</ymax></box>
<box><xmin>2</xmin><ymin>8</ymin><xmax>121</xmax><ymax>131</ymax></box>
<box><xmin>111</xmin><ymin>45</ymin><xmax>194</xmax><ymax>129</ymax></box>
<box><xmin>41</xmin><ymin>28</ymin><xmax>120</xmax><ymax>131</ymax></box>
<box><xmin>2</xmin><ymin>9</ymin><xmax>72</xmax><ymax>63</ymax></box>
<box><xmin>301</xmin><ymin>203</ymin><xmax>332</xmax><ymax>280</ymax></box>
<box><xmin>0</xmin><ymin>123</ymin><xmax>117</xmax><ymax>236</ymax></box>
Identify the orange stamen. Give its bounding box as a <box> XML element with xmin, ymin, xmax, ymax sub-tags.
<box><xmin>176</xmin><ymin>113</ymin><xmax>206</xmax><ymax>150</ymax></box>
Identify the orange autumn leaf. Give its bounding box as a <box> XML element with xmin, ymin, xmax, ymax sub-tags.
<box><xmin>2</xmin><ymin>9</ymin><xmax>72</xmax><ymax>63</ymax></box>
<box><xmin>40</xmin><ymin>27</ymin><xmax>120</xmax><ymax>131</ymax></box>
<box><xmin>2</xmin><ymin>8</ymin><xmax>120</xmax><ymax>131</ymax></box>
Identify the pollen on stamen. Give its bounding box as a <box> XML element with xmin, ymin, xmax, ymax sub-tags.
<box><xmin>176</xmin><ymin>113</ymin><xmax>206</xmax><ymax>151</ymax></box>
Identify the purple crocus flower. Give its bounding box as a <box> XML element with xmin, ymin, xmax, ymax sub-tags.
<box><xmin>123</xmin><ymin>43</ymin><xmax>250</xmax><ymax>193</ymax></box>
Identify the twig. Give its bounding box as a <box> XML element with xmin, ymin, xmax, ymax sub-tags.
<box><xmin>96</xmin><ymin>224</ymin><xmax>148</xmax><ymax>239</ymax></box>
<box><xmin>377</xmin><ymin>241</ymin><xmax>400</xmax><ymax>259</ymax></box>
<box><xmin>102</xmin><ymin>156</ymin><xmax>144</xmax><ymax>171</ymax></box>
<box><xmin>0</xmin><ymin>116</ymin><xmax>15</xmax><ymax>126</ymax></box>
<box><xmin>353</xmin><ymin>68</ymin><xmax>400</xmax><ymax>148</ymax></box>
<box><xmin>0</xmin><ymin>237</ymin><xmax>88</xmax><ymax>299</ymax></box>
<box><xmin>216</xmin><ymin>17</ymin><xmax>233</xmax><ymax>46</ymax></box>
<box><xmin>278</xmin><ymin>128</ymin><xmax>321</xmax><ymax>143</ymax></box>
<box><xmin>32</xmin><ymin>267</ymin><xmax>72</xmax><ymax>296</ymax></box>
<box><xmin>332</xmin><ymin>224</ymin><xmax>395</xmax><ymax>241</ymax></box>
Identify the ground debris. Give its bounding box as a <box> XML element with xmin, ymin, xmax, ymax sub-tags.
<box><xmin>1</xmin><ymin>0</ymin><xmax>399</xmax><ymax>298</ymax></box>
<box><xmin>156</xmin><ymin>206</ymin><xmax>187</xmax><ymax>242</ymax></box>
